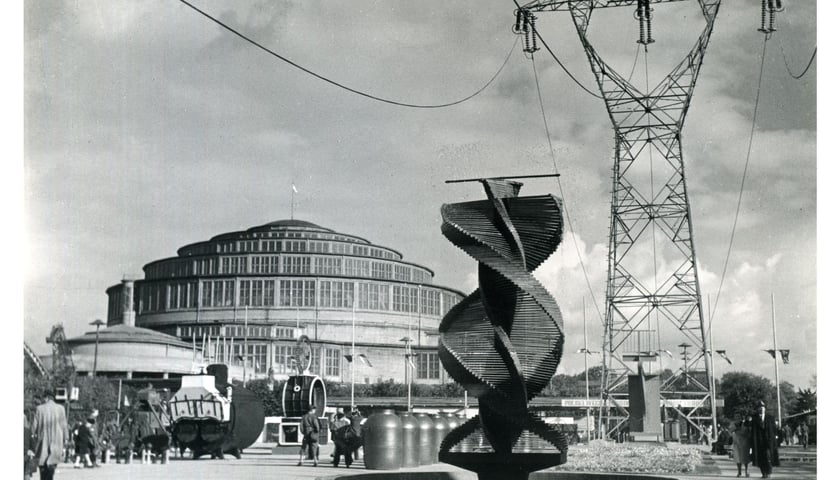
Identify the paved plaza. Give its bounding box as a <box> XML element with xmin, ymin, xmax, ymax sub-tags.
<box><xmin>48</xmin><ymin>444</ymin><xmax>816</xmax><ymax>480</ymax></box>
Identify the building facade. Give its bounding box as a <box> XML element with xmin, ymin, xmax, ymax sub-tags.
<box><xmin>105</xmin><ymin>219</ymin><xmax>465</xmax><ymax>385</ymax></box>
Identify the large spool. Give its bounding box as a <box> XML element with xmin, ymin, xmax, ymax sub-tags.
<box><xmin>282</xmin><ymin>375</ymin><xmax>326</xmax><ymax>418</ymax></box>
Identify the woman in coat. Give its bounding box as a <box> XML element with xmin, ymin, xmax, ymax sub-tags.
<box><xmin>732</xmin><ymin>419</ymin><xmax>752</xmax><ymax>478</ymax></box>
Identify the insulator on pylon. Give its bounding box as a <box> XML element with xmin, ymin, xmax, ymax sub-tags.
<box><xmin>529</xmin><ymin>12</ymin><xmax>540</xmax><ymax>52</ymax></box>
<box><xmin>758</xmin><ymin>0</ymin><xmax>776</xmax><ymax>34</ymax></box>
<box><xmin>514</xmin><ymin>9</ymin><xmax>525</xmax><ymax>34</ymax></box>
<box><xmin>636</xmin><ymin>0</ymin><xmax>654</xmax><ymax>45</ymax></box>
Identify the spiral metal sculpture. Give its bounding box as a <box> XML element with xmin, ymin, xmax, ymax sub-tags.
<box><xmin>438</xmin><ymin>178</ymin><xmax>567</xmax><ymax>480</ymax></box>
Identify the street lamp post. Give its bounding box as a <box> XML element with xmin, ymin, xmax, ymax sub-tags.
<box><xmin>576</xmin><ymin>299</ymin><xmax>599</xmax><ymax>442</ymax></box>
<box><xmin>400</xmin><ymin>336</ymin><xmax>413</xmax><ymax>412</ymax></box>
<box><xmin>89</xmin><ymin>319</ymin><xmax>105</xmax><ymax>377</ymax></box>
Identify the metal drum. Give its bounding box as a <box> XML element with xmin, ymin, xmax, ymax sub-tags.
<box><xmin>431</xmin><ymin>413</ymin><xmax>448</xmax><ymax>461</ymax></box>
<box><xmin>282</xmin><ymin>375</ymin><xmax>326</xmax><ymax>417</ymax></box>
<box><xmin>414</xmin><ymin>413</ymin><xmax>435</xmax><ymax>465</ymax></box>
<box><xmin>363</xmin><ymin>409</ymin><xmax>403</xmax><ymax>470</ymax></box>
<box><xmin>399</xmin><ymin>412</ymin><xmax>420</xmax><ymax>468</ymax></box>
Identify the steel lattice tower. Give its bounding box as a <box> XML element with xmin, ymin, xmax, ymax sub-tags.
<box><xmin>517</xmin><ymin>0</ymin><xmax>720</xmax><ymax>438</ymax></box>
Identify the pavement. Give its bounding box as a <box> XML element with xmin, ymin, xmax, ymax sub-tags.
<box><xmin>45</xmin><ymin>444</ymin><xmax>817</xmax><ymax>480</ymax></box>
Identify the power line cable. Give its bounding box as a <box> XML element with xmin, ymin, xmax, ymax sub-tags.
<box><xmin>710</xmin><ymin>35</ymin><xmax>769</xmax><ymax>323</ymax></box>
<box><xmin>780</xmin><ymin>44</ymin><xmax>816</xmax><ymax>80</ymax></box>
<box><xmin>530</xmin><ymin>57</ymin><xmax>605</xmax><ymax>326</ymax></box>
<box><xmin>178</xmin><ymin>0</ymin><xmax>517</xmax><ymax>109</ymax></box>
<box><xmin>513</xmin><ymin>0</ymin><xmax>603</xmax><ymax>99</ymax></box>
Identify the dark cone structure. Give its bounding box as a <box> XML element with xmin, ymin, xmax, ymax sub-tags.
<box><xmin>438</xmin><ymin>179</ymin><xmax>567</xmax><ymax>480</ymax></box>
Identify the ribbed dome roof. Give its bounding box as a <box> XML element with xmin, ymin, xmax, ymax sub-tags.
<box><xmin>66</xmin><ymin>325</ymin><xmax>192</xmax><ymax>348</ymax></box>
<box><xmin>259</xmin><ymin>219</ymin><xmax>330</xmax><ymax>230</ymax></box>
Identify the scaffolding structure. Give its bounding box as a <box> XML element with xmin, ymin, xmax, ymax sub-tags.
<box><xmin>516</xmin><ymin>0</ymin><xmax>721</xmax><ymax>440</ymax></box>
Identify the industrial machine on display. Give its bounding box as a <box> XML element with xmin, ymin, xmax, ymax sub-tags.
<box><xmin>168</xmin><ymin>364</ymin><xmax>265</xmax><ymax>459</ymax></box>
<box><xmin>275</xmin><ymin>335</ymin><xmax>329</xmax><ymax>449</ymax></box>
<box><xmin>113</xmin><ymin>385</ymin><xmax>172</xmax><ymax>463</ymax></box>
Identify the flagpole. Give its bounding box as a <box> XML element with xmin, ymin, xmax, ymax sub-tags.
<box><xmin>583</xmin><ymin>297</ymin><xmax>591</xmax><ymax>443</ymax></box>
<box><xmin>245</xmin><ymin>305</ymin><xmax>249</xmax><ymax>383</ymax></box>
<box><xmin>116</xmin><ymin>378</ymin><xmax>123</xmax><ymax>425</ymax></box>
<box><xmin>771</xmin><ymin>293</ymin><xmax>782</xmax><ymax>421</ymax></box>
<box><xmin>291</xmin><ymin>183</ymin><xmax>296</xmax><ymax>220</ymax></box>
<box><xmin>351</xmin><ymin>292</ymin><xmax>356</xmax><ymax>410</ymax></box>
<box><xmin>708</xmin><ymin>295</ymin><xmax>718</xmax><ymax>443</ymax></box>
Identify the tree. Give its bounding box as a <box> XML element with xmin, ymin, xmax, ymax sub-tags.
<box><xmin>245</xmin><ymin>379</ymin><xmax>283</xmax><ymax>416</ymax></box>
<box><xmin>718</xmin><ymin>371</ymin><xmax>774</xmax><ymax>421</ymax></box>
<box><xmin>793</xmin><ymin>388</ymin><xmax>816</xmax><ymax>415</ymax></box>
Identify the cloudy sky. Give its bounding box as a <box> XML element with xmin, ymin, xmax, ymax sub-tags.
<box><xmin>24</xmin><ymin>1</ymin><xmax>817</xmax><ymax>389</ymax></box>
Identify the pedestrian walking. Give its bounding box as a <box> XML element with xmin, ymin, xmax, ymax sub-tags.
<box><xmin>31</xmin><ymin>390</ymin><xmax>68</xmax><ymax>480</ymax></box>
<box><xmin>732</xmin><ymin>419</ymin><xmax>752</xmax><ymax>478</ymax></box>
<box><xmin>330</xmin><ymin>411</ymin><xmax>351</xmax><ymax>468</ymax></box>
<box><xmin>297</xmin><ymin>405</ymin><xmax>320</xmax><ymax>467</ymax></box>
<box><xmin>751</xmin><ymin>400</ymin><xmax>779</xmax><ymax>479</ymax></box>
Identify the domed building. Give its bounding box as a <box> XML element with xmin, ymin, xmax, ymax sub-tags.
<box><xmin>66</xmin><ymin>324</ymin><xmax>196</xmax><ymax>379</ymax></box>
<box><xmin>105</xmin><ymin>219</ymin><xmax>465</xmax><ymax>384</ymax></box>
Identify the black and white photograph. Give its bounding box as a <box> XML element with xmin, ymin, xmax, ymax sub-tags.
<box><xmin>22</xmin><ymin>1</ymin><xmax>821</xmax><ymax>479</ymax></box>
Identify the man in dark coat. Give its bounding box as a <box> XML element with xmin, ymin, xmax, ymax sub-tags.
<box><xmin>751</xmin><ymin>400</ymin><xmax>780</xmax><ymax>478</ymax></box>
<box><xmin>298</xmin><ymin>406</ymin><xmax>320</xmax><ymax>467</ymax></box>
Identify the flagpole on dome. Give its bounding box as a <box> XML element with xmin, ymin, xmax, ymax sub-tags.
<box><xmin>771</xmin><ymin>293</ymin><xmax>782</xmax><ymax>421</ymax></box>
<box><xmin>291</xmin><ymin>182</ymin><xmax>298</xmax><ymax>220</ymax></box>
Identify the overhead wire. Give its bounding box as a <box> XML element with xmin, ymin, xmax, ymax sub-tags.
<box><xmin>177</xmin><ymin>0</ymin><xmax>517</xmax><ymax>109</ymax></box>
<box><xmin>513</xmin><ymin>0</ymin><xmax>604</xmax><ymax>99</ymax></box>
<box><xmin>709</xmin><ymin>35</ymin><xmax>770</xmax><ymax>323</ymax></box>
<box><xmin>780</xmin><ymin>44</ymin><xmax>816</xmax><ymax>80</ymax></box>
<box><xmin>529</xmin><ymin>56</ymin><xmax>605</xmax><ymax>326</ymax></box>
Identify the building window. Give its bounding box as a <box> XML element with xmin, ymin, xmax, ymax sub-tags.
<box><xmin>345</xmin><ymin>258</ymin><xmax>370</xmax><ymax>277</ymax></box>
<box><xmin>319</xmin><ymin>281</ymin><xmax>355</xmax><ymax>309</ymax></box>
<box><xmin>238</xmin><ymin>279</ymin><xmax>275</xmax><ymax>307</ymax></box>
<box><xmin>278</xmin><ymin>280</ymin><xmax>316</xmax><ymax>307</ymax></box>
<box><xmin>359</xmin><ymin>283</ymin><xmax>390</xmax><ymax>310</ymax></box>
<box><xmin>273</xmin><ymin>344</ymin><xmax>295</xmax><ymax>374</ymax></box>
<box><xmin>352</xmin><ymin>245</ymin><xmax>369</xmax><ymax>257</ymax></box>
<box><xmin>221</xmin><ymin>256</ymin><xmax>247</xmax><ymax>274</ymax></box>
<box><xmin>394</xmin><ymin>265</ymin><xmax>411</xmax><ymax>282</ymax></box>
<box><xmin>168</xmin><ymin>282</ymin><xmax>197</xmax><ymax>310</ymax></box>
<box><xmin>314</xmin><ymin>256</ymin><xmax>342</xmax><ymax>275</ymax></box>
<box><xmin>417</xmin><ymin>352</ymin><xmax>440</xmax><ymax>379</ymax></box>
<box><xmin>285</xmin><ymin>240</ymin><xmax>307</xmax><ymax>253</ymax></box>
<box><xmin>283</xmin><ymin>255</ymin><xmax>311</xmax><ymax>274</ymax></box>
<box><xmin>371</xmin><ymin>261</ymin><xmax>393</xmax><ymax>280</ymax></box>
<box><xmin>324</xmin><ymin>348</ymin><xmax>341</xmax><ymax>377</ymax></box>
<box><xmin>421</xmin><ymin>289</ymin><xmax>441</xmax><ymax>316</ymax></box>
<box><xmin>310</xmin><ymin>241</ymin><xmax>330</xmax><ymax>253</ymax></box>
<box><xmin>393</xmin><ymin>285</ymin><xmax>418</xmax><ymax>313</ymax></box>
<box><xmin>251</xmin><ymin>256</ymin><xmax>280</xmax><ymax>274</ymax></box>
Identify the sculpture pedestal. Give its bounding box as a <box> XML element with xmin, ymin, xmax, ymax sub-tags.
<box><xmin>440</xmin><ymin>452</ymin><xmax>567</xmax><ymax>480</ymax></box>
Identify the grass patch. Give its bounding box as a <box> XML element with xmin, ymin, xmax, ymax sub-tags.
<box><xmin>556</xmin><ymin>440</ymin><xmax>703</xmax><ymax>474</ymax></box>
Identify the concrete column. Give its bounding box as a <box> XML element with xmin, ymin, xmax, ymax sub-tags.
<box><xmin>122</xmin><ymin>279</ymin><xmax>136</xmax><ymax>327</ymax></box>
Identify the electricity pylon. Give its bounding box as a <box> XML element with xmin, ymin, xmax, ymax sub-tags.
<box><xmin>515</xmin><ymin>0</ymin><xmax>721</xmax><ymax>439</ymax></box>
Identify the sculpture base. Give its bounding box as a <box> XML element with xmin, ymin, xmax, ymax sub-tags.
<box><xmin>440</xmin><ymin>451</ymin><xmax>567</xmax><ymax>480</ymax></box>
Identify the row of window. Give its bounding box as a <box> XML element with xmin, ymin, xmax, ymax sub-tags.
<box><xmin>189</xmin><ymin>338</ymin><xmax>441</xmax><ymax>379</ymax></box>
<box><xmin>135</xmin><ymin>279</ymin><xmax>461</xmax><ymax>316</ymax></box>
<box><xmin>180</xmin><ymin>237</ymin><xmax>401</xmax><ymax>261</ymax></box>
<box><xmin>146</xmin><ymin>254</ymin><xmax>433</xmax><ymax>284</ymax></box>
<box><xmin>177</xmin><ymin>325</ymin><xmax>298</xmax><ymax>340</ymax></box>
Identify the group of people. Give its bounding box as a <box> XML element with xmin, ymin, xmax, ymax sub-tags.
<box><xmin>725</xmin><ymin>400</ymin><xmax>813</xmax><ymax>479</ymax></box>
<box><xmin>24</xmin><ymin>390</ymin><xmax>112</xmax><ymax>480</ymax></box>
<box><xmin>296</xmin><ymin>405</ymin><xmax>364</xmax><ymax>468</ymax></box>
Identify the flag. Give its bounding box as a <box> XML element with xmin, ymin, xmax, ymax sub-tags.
<box><xmin>344</xmin><ymin>354</ymin><xmax>354</xmax><ymax>363</ymax></box>
<box><xmin>292</xmin><ymin>183</ymin><xmax>298</xmax><ymax>193</ymax></box>
<box><xmin>407</xmin><ymin>353</ymin><xmax>416</xmax><ymax>370</ymax></box>
<box><xmin>123</xmin><ymin>395</ymin><xmax>130</xmax><ymax>407</ymax></box>
<box><xmin>765</xmin><ymin>349</ymin><xmax>776</xmax><ymax>359</ymax></box>
<box><xmin>780</xmin><ymin>349</ymin><xmax>790</xmax><ymax>364</ymax></box>
<box><xmin>358</xmin><ymin>354</ymin><xmax>373</xmax><ymax>367</ymax></box>
<box><xmin>716</xmin><ymin>350</ymin><xmax>732</xmax><ymax>365</ymax></box>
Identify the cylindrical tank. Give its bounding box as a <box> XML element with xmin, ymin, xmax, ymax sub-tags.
<box><xmin>399</xmin><ymin>412</ymin><xmax>420</xmax><ymax>468</ymax></box>
<box><xmin>414</xmin><ymin>413</ymin><xmax>435</xmax><ymax>465</ymax></box>
<box><xmin>445</xmin><ymin>412</ymin><xmax>459</xmax><ymax>432</ymax></box>
<box><xmin>431</xmin><ymin>413</ymin><xmax>448</xmax><ymax>460</ymax></box>
<box><xmin>282</xmin><ymin>375</ymin><xmax>326</xmax><ymax>417</ymax></box>
<box><xmin>363</xmin><ymin>409</ymin><xmax>403</xmax><ymax>470</ymax></box>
